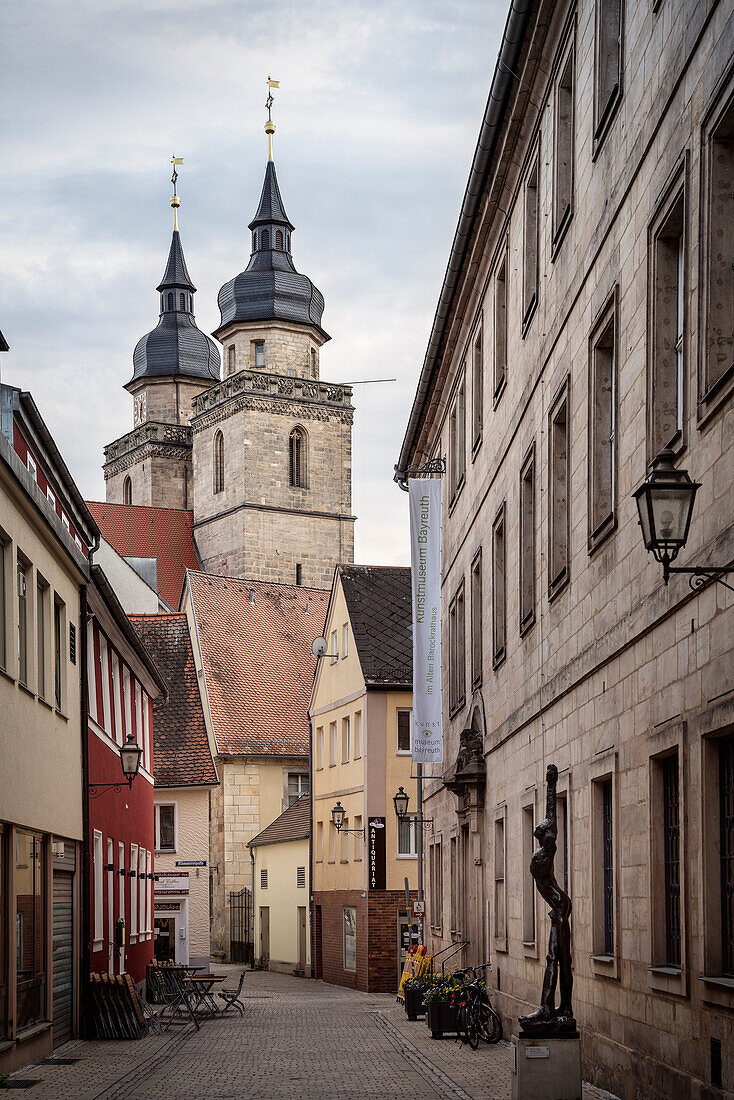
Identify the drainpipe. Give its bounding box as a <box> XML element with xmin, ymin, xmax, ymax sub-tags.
<box><xmin>307</xmin><ymin>718</ymin><xmax>314</xmax><ymax>978</ymax></box>
<box><xmin>250</xmin><ymin>845</ymin><xmax>256</xmax><ymax>969</ymax></box>
<box><xmin>79</xmin><ymin>582</ymin><xmax>91</xmax><ymax>1037</ymax></box>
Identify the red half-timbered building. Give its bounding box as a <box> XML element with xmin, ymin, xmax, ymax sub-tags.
<box><xmin>86</xmin><ymin>566</ymin><xmax>166</xmax><ymax>985</ymax></box>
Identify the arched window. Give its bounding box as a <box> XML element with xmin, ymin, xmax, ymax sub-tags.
<box><xmin>227</xmin><ymin>345</ymin><xmax>236</xmax><ymax>375</ymax></box>
<box><xmin>289</xmin><ymin>427</ymin><xmax>308</xmax><ymax>488</ymax></box>
<box><xmin>123</xmin><ymin>477</ymin><xmax>132</xmax><ymax>505</ymax></box>
<box><xmin>167</xmin><ymin>292</ymin><xmax>173</xmax><ymax>310</ymax></box>
<box><xmin>179</xmin><ymin>292</ymin><xmax>186</xmax><ymax>311</ymax></box>
<box><xmin>276</xmin><ymin>229</ymin><xmax>283</xmax><ymax>250</ymax></box>
<box><xmin>213</xmin><ymin>431</ymin><xmax>224</xmax><ymax>494</ymax></box>
<box><xmin>310</xmin><ymin>348</ymin><xmax>317</xmax><ymax>378</ymax></box>
<box><xmin>252</xmin><ymin>232</ymin><xmax>257</xmax><ymax>251</ymax></box>
<box><xmin>261</xmin><ymin>229</ymin><xmax>269</xmax><ymax>250</ymax></box>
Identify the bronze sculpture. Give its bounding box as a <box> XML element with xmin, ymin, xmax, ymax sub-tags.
<box><xmin>518</xmin><ymin>763</ymin><xmax>576</xmax><ymax>1036</ymax></box>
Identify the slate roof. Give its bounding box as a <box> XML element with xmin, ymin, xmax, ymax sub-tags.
<box><xmin>187</xmin><ymin>571</ymin><xmax>329</xmax><ymax>757</ymax></box>
<box><xmin>338</xmin><ymin>565</ymin><xmax>412</xmax><ymax>688</ymax></box>
<box><xmin>214</xmin><ymin>160</ymin><xmax>328</xmax><ymax>341</ymax></box>
<box><xmin>248</xmin><ymin>794</ymin><xmax>310</xmax><ymax>848</ymax></box>
<box><xmin>157</xmin><ymin>230</ymin><xmax>196</xmax><ymax>292</ymax></box>
<box><xmin>86</xmin><ymin>502</ymin><xmax>201</xmax><ymax>608</ymax></box>
<box><xmin>129</xmin><ymin>613</ymin><xmax>217</xmax><ymax>788</ymax></box>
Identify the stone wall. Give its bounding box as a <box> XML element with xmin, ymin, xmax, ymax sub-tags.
<box><xmin>127</xmin><ymin>377</ymin><xmax>215</xmax><ymax>427</ymax></box>
<box><xmin>406</xmin><ymin>0</ymin><xmax>734</xmax><ymax>1096</ymax></box>
<box><xmin>104</xmin><ymin>429</ymin><xmax>193</xmax><ymax>510</ymax></box>
<box><xmin>217</xmin><ymin>320</ymin><xmax>325</xmax><ymax>381</ymax></box>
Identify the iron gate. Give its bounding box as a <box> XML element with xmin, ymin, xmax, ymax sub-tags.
<box><xmin>229</xmin><ymin>887</ymin><xmax>253</xmax><ymax>965</ymax></box>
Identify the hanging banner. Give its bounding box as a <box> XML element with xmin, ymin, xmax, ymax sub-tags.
<box><xmin>409</xmin><ymin>478</ymin><xmax>443</xmax><ymax>764</ymax></box>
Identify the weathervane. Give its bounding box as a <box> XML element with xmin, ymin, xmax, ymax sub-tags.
<box><xmin>265</xmin><ymin>76</ymin><xmax>279</xmax><ymax>161</ymax></box>
<box><xmin>170</xmin><ymin>154</ymin><xmax>183</xmax><ymax>230</ymax></box>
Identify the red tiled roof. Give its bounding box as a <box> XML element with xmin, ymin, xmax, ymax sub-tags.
<box><xmin>187</xmin><ymin>571</ymin><xmax>329</xmax><ymax>757</ymax></box>
<box><xmin>86</xmin><ymin>502</ymin><xmax>201</xmax><ymax>608</ymax></box>
<box><xmin>129</xmin><ymin>613</ymin><xmax>217</xmax><ymax>788</ymax></box>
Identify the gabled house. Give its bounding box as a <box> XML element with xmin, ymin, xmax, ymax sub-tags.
<box><xmin>130</xmin><ymin>613</ymin><xmax>218</xmax><ymax>969</ymax></box>
<box><xmin>182</xmin><ymin>570</ymin><xmax>328</xmax><ymax>960</ymax></box>
<box><xmin>310</xmin><ymin>565</ymin><xmax>416</xmax><ymax>992</ymax></box>
<box><xmin>249</xmin><ymin>794</ymin><xmax>310</xmax><ymax>976</ymax></box>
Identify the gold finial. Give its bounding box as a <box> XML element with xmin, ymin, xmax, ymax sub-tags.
<box><xmin>265</xmin><ymin>77</ymin><xmax>279</xmax><ymax>161</ymax></box>
<box><xmin>170</xmin><ymin>155</ymin><xmax>183</xmax><ymax>230</ymax></box>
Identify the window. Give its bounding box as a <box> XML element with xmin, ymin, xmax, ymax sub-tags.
<box><xmin>701</xmin><ymin>84</ymin><xmax>734</xmax><ymax>414</ymax></box>
<box><xmin>93</xmin><ymin>831</ymin><xmax>103</xmax><ymax>945</ymax></box>
<box><xmin>522</xmin><ymin>804</ymin><xmax>535</xmax><ymax>943</ymax></box>
<box><xmin>130</xmin><ymin>844</ymin><xmax>138</xmax><ymax>937</ymax></box>
<box><xmin>594</xmin><ymin>0</ymin><xmax>623</xmax><ymax>149</ymax></box>
<box><xmin>260</xmin><ymin>869</ymin><xmax>268</xmax><ymax>889</ymax></box>
<box><xmin>276</xmin><ymin>229</ymin><xmax>284</xmax><ymax>249</ymax></box>
<box><xmin>353</xmin><ymin>711</ymin><xmax>362</xmax><ymax>758</ymax></box>
<box><xmin>36</xmin><ymin>580</ymin><xmax>46</xmax><ymax>700</ymax></box>
<box><xmin>719</xmin><ymin>736</ymin><xmax>734</xmax><ymax>976</ymax></box>
<box><xmin>0</xmin><ymin>538</ymin><xmax>5</xmax><ymax>672</ymax></box>
<box><xmin>315</xmin><ymin>821</ymin><xmax>323</xmax><ymax>861</ymax></box>
<box><xmin>523</xmin><ymin>153</ymin><xmax>540</xmax><ymax>327</ymax></box>
<box><xmin>548</xmin><ymin>379</ymin><xmax>570</xmax><ymax>598</ymax></box>
<box><xmin>26</xmin><ymin>453</ymin><xmax>37</xmax><ymax>481</ymax></box>
<box><xmin>138</xmin><ymin>849</ymin><xmax>146</xmax><ymax>939</ymax></box>
<box><xmin>330</xmin><ymin>631</ymin><xmax>338</xmax><ymax>664</ymax></box>
<box><xmin>227</xmin><ymin>345</ymin><xmax>236</xmax><ymax>375</ymax></box>
<box><xmin>494</xmin><ymin>814</ymin><xmax>507</xmax><ymax>949</ymax></box>
<box><xmin>340</xmin><ymin>821</ymin><xmax>349</xmax><ymax>862</ymax></box>
<box><xmin>494</xmin><ymin>254</ymin><xmax>507</xmax><ymax>399</ymax></box>
<box><xmin>54</xmin><ymin>599</ymin><xmax>63</xmax><ymax>709</ymax></box>
<box><xmin>342</xmin><ymin>623</ymin><xmax>348</xmax><ymax>658</ymax></box>
<box><xmin>123</xmin><ymin>477</ymin><xmax>132</xmax><ymax>506</ymax></box>
<box><xmin>492</xmin><ymin>504</ymin><xmax>506</xmax><ymax>668</ymax></box>
<box><xmin>288</xmin><ymin>772</ymin><xmax>308</xmax><ymax>805</ymax></box>
<box><xmin>472</xmin><ymin>326</ymin><xmax>483</xmax><ymax>450</ymax></box>
<box><xmin>17</xmin><ymin>559</ymin><xmax>27</xmax><ymax>686</ymax></box>
<box><xmin>520</xmin><ymin>447</ymin><xmax>536</xmax><ymax>633</ymax></box>
<box><xmin>398</xmin><ymin>815</ymin><xmax>417</xmax><ymax>857</ymax></box>
<box><xmin>146</xmin><ymin>851</ymin><xmax>152</xmax><ymax>935</ymax></box>
<box><xmin>328</xmin><ymin>821</ymin><xmax>336</xmax><ymax>862</ymax></box>
<box><xmin>429</xmin><ymin>841</ymin><xmax>443</xmax><ymax>928</ymax></box>
<box><xmin>553</xmin><ymin>43</ymin><xmax>575</xmax><ymax>246</ymax></box>
<box><xmin>316</xmin><ymin>726</ymin><xmax>324</xmax><ymax>770</ymax></box>
<box><xmin>110</xmin><ymin>651</ymin><xmax>122</xmax><ymax>744</ymax></box>
<box><xmin>135</xmin><ymin>682</ymin><xmax>143</xmax><ymax>757</ymax></box>
<box><xmin>296</xmin><ymin>866</ymin><xmax>306</xmax><ymax>888</ymax></box>
<box><xmin>650</xmin><ymin>187</ymin><xmax>685</xmax><ymax>457</ymax></box>
<box><xmin>289</xmin><ymin>427</ymin><xmax>307</xmax><ymax>488</ymax></box>
<box><xmin>602</xmin><ymin>781</ymin><xmax>614</xmax><ymax>954</ymax></box>
<box><xmin>658</xmin><ymin>755</ymin><xmax>682</xmax><ymax>968</ymax></box>
<box><xmin>167</xmin><ymin>292</ymin><xmax>173</xmax><ymax>310</ymax></box>
<box><xmin>155</xmin><ymin>804</ymin><xmax>176</xmax><ymax>852</ymax></box>
<box><xmin>254</xmin><ymin>340</ymin><xmax>265</xmax><ymax>368</ymax></box>
<box><xmin>295</xmin><ymin>563</ymin><xmax>302</xmax><ymax>586</ymax></box>
<box><xmin>99</xmin><ymin>634</ymin><xmax>111</xmax><ymax>733</ymax></box>
<box><xmin>471</xmin><ymin>550</ymin><xmax>482</xmax><ymax>687</ymax></box>
<box><xmin>261</xmin><ymin>229</ymin><xmax>269</xmax><ymax>249</ymax></box>
<box><xmin>448</xmin><ymin>582</ymin><xmax>465</xmax><ymax>714</ymax></box>
<box><xmin>212</xmin><ymin>430</ymin><xmax>225</xmax><ymax>495</ymax></box>
<box><xmin>354</xmin><ymin>816</ymin><xmax>363</xmax><ymax>860</ymax></box>
<box><xmin>397</xmin><ymin>709</ymin><xmax>412</xmax><ymax>754</ymax></box>
<box><xmin>329</xmin><ymin>722</ymin><xmax>337</xmax><ymax>766</ymax></box>
<box><xmin>343</xmin><ymin>907</ymin><xmax>357</xmax><ymax>972</ymax></box>
<box><xmin>179</xmin><ymin>292</ymin><xmax>186</xmax><ymax>311</ymax></box>
<box><xmin>449</xmin><ymin>835</ymin><xmax>459</xmax><ymax>932</ymax></box>
<box><xmin>118</xmin><ymin>843</ymin><xmax>125</xmax><ymax>948</ymax></box>
<box><xmin>592</xmin><ymin>777</ymin><xmax>615</xmax><ymax>958</ymax></box>
<box><xmin>142</xmin><ymin>691</ymin><xmax>151</xmax><ymax>772</ymax></box>
<box><xmin>341</xmin><ymin>717</ymin><xmax>350</xmax><ymax>763</ymax></box>
<box><xmin>310</xmin><ymin>347</ymin><xmax>317</xmax><ymax>377</ymax></box>
<box><xmin>15</xmin><ymin>832</ymin><xmax>46</xmax><ymax>1031</ymax></box>
<box><xmin>46</xmin><ymin>486</ymin><xmax>56</xmax><ymax>511</ymax></box>
<box><xmin>589</xmin><ymin>294</ymin><xmax>617</xmax><ymax>549</ymax></box>
<box><xmin>449</xmin><ymin>377</ymin><xmax>466</xmax><ymax>499</ymax></box>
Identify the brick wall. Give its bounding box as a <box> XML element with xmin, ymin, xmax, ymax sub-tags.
<box><xmin>313</xmin><ymin>890</ymin><xmax>368</xmax><ymax>991</ymax></box>
<box><xmin>313</xmin><ymin>889</ymin><xmax>418</xmax><ymax>992</ymax></box>
<box><xmin>367</xmin><ymin>891</ymin><xmax>418</xmax><ymax>993</ymax></box>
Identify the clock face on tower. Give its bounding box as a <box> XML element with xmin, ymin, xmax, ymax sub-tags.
<box><xmin>134</xmin><ymin>393</ymin><xmax>147</xmax><ymax>426</ymax></box>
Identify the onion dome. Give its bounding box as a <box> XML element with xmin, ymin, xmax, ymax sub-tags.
<box><xmin>214</xmin><ymin>159</ymin><xmax>328</xmax><ymax>342</ymax></box>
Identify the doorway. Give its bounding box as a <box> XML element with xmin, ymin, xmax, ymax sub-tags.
<box><xmin>259</xmin><ymin>906</ymin><xmax>270</xmax><ymax>968</ymax></box>
<box><xmin>397</xmin><ymin>910</ymin><xmax>420</xmax><ymax>983</ymax></box>
<box><xmin>154</xmin><ymin>917</ymin><xmax>176</xmax><ymax>962</ymax></box>
<box><xmin>297</xmin><ymin>907</ymin><xmax>307</xmax><ymax>974</ymax></box>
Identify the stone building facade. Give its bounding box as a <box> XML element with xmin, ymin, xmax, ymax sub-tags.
<box><xmin>396</xmin><ymin>1</ymin><xmax>734</xmax><ymax>1097</ymax></box>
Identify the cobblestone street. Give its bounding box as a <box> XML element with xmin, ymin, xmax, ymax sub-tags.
<box><xmin>7</xmin><ymin>969</ymin><xmax>618</xmax><ymax>1099</ymax></box>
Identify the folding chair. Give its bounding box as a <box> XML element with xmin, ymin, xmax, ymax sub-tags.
<box><xmin>217</xmin><ymin>970</ymin><xmax>247</xmax><ymax>1016</ymax></box>
<box><xmin>123</xmin><ymin>973</ymin><xmax>162</xmax><ymax>1036</ymax></box>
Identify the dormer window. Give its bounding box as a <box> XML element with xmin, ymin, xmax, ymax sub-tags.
<box><xmin>276</xmin><ymin>229</ymin><xmax>283</xmax><ymax>249</ymax></box>
<box><xmin>261</xmin><ymin>229</ymin><xmax>270</xmax><ymax>250</ymax></box>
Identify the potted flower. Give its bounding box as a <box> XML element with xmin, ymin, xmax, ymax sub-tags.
<box><xmin>403</xmin><ymin>975</ymin><xmax>430</xmax><ymax>1020</ymax></box>
<box><xmin>422</xmin><ymin>975</ymin><xmax>462</xmax><ymax>1039</ymax></box>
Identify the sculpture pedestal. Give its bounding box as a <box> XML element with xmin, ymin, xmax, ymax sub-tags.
<box><xmin>511</xmin><ymin>1033</ymin><xmax>582</xmax><ymax>1100</ymax></box>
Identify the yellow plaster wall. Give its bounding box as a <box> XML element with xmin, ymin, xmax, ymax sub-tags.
<box><xmin>251</xmin><ymin>838</ymin><xmax>310</xmax><ymax>972</ymax></box>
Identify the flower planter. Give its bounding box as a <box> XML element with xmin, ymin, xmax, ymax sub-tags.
<box><xmin>404</xmin><ymin>986</ymin><xmax>426</xmax><ymax>1020</ymax></box>
<box><xmin>426</xmin><ymin>1000</ymin><xmax>459</xmax><ymax>1039</ymax></box>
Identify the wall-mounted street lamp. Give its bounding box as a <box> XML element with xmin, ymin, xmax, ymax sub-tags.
<box><xmin>89</xmin><ymin>734</ymin><xmax>144</xmax><ymax>799</ymax></box>
<box><xmin>634</xmin><ymin>449</ymin><xmax>733</xmax><ymax>592</ymax></box>
<box><xmin>331</xmin><ymin>801</ymin><xmax>366</xmax><ymax>838</ymax></box>
<box><xmin>392</xmin><ymin>786</ymin><xmax>433</xmax><ymax>830</ymax></box>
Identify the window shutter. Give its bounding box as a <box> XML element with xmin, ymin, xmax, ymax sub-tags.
<box><xmin>297</xmin><ymin>867</ymin><xmax>306</xmax><ymax>888</ymax></box>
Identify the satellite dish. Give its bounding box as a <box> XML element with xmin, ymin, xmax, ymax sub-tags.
<box><xmin>311</xmin><ymin>637</ymin><xmax>327</xmax><ymax>658</ymax></box>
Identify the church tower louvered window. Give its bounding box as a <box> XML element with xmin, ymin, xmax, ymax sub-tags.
<box><xmin>289</xmin><ymin>427</ymin><xmax>307</xmax><ymax>488</ymax></box>
<box><xmin>213</xmin><ymin>430</ymin><xmax>225</xmax><ymax>494</ymax></box>
<box><xmin>123</xmin><ymin>476</ymin><xmax>132</xmax><ymax>505</ymax></box>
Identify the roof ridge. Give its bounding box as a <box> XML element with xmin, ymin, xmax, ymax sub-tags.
<box><xmin>87</xmin><ymin>500</ymin><xmax>194</xmax><ymax>516</ymax></box>
<box><xmin>187</xmin><ymin>569</ymin><xmax>328</xmax><ymax>595</ymax></box>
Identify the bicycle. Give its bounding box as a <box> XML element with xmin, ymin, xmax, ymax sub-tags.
<box><xmin>452</xmin><ymin>964</ymin><xmax>503</xmax><ymax>1048</ymax></box>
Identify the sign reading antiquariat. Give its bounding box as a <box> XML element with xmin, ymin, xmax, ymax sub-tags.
<box><xmin>368</xmin><ymin>818</ymin><xmax>386</xmax><ymax>891</ymax></box>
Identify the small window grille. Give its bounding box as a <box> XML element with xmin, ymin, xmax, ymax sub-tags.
<box><xmin>179</xmin><ymin>292</ymin><xmax>186</xmax><ymax>311</ymax></box>
<box><xmin>260</xmin><ymin>869</ymin><xmax>268</xmax><ymax>889</ymax></box>
<box><xmin>261</xmin><ymin>229</ymin><xmax>269</xmax><ymax>249</ymax></box>
<box><xmin>276</xmin><ymin>229</ymin><xmax>284</xmax><ymax>249</ymax></box>
<box><xmin>297</xmin><ymin>867</ymin><xmax>306</xmax><ymax>888</ymax></box>
<box><xmin>69</xmin><ymin>622</ymin><xmax>76</xmax><ymax>665</ymax></box>
<box><xmin>167</xmin><ymin>292</ymin><xmax>173</xmax><ymax>310</ymax></box>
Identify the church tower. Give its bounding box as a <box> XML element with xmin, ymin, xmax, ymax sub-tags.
<box><xmin>190</xmin><ymin>100</ymin><xmax>355</xmax><ymax>589</ymax></box>
<box><xmin>103</xmin><ymin>166</ymin><xmax>221</xmax><ymax>508</ymax></box>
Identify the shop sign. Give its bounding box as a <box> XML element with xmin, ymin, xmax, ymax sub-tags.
<box><xmin>155</xmin><ymin>902</ymin><xmax>180</xmax><ymax>912</ymax></box>
<box><xmin>175</xmin><ymin>860</ymin><xmax>206</xmax><ymax>867</ymax></box>
<box><xmin>368</xmin><ymin>818</ymin><xmax>386</xmax><ymax>891</ymax></box>
<box><xmin>155</xmin><ymin>871</ymin><xmax>189</xmax><ymax>895</ymax></box>
<box><xmin>409</xmin><ymin>478</ymin><xmax>443</xmax><ymax>764</ymax></box>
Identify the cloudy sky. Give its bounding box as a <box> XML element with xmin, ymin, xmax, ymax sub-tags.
<box><xmin>1</xmin><ymin>0</ymin><xmax>505</xmax><ymax>566</ymax></box>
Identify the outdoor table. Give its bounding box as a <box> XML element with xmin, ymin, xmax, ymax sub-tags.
<box><xmin>189</xmin><ymin>974</ymin><xmax>226</xmax><ymax>1016</ymax></box>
